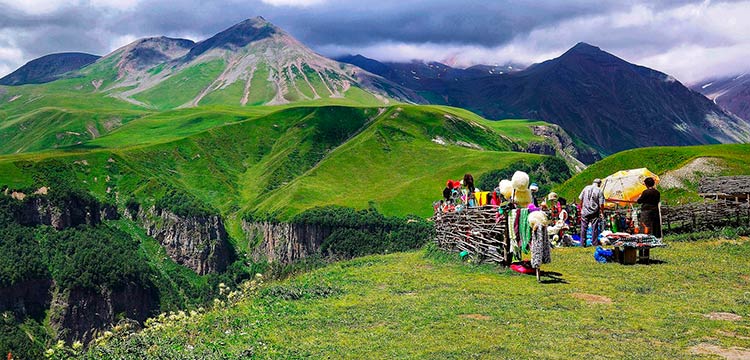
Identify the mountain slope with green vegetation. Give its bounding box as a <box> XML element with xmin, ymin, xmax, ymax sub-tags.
<box><xmin>0</xmin><ymin>104</ymin><xmax>561</xmax><ymax>221</ymax></box>
<box><xmin>556</xmin><ymin>144</ymin><xmax>750</xmax><ymax>204</ymax></box>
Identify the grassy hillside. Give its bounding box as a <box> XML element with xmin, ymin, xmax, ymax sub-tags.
<box><xmin>0</xmin><ymin>104</ymin><xmax>561</xmax><ymax>253</ymax></box>
<box><xmin>77</xmin><ymin>239</ymin><xmax>750</xmax><ymax>359</ymax></box>
<box><xmin>0</xmin><ymin>107</ymin><xmax>150</xmax><ymax>154</ymax></box>
<box><xmin>250</xmin><ymin>106</ymin><xmax>544</xmax><ymax>218</ymax></box>
<box><xmin>556</xmin><ymin>144</ymin><xmax>750</xmax><ymax>204</ymax></box>
<box><xmin>0</xmin><ymin>105</ymin><xmax>552</xmax><ymax>216</ymax></box>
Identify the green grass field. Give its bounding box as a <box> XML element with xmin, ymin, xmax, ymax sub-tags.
<box><xmin>79</xmin><ymin>237</ymin><xmax>750</xmax><ymax>359</ymax></box>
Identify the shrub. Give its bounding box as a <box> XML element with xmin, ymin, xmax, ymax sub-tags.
<box><xmin>154</xmin><ymin>188</ymin><xmax>216</xmax><ymax>218</ymax></box>
<box><xmin>0</xmin><ymin>224</ymin><xmax>48</xmax><ymax>288</ymax></box>
<box><xmin>292</xmin><ymin>206</ymin><xmax>434</xmax><ymax>259</ymax></box>
<box><xmin>0</xmin><ymin>316</ymin><xmax>47</xmax><ymax>360</ymax></box>
<box><xmin>39</xmin><ymin>225</ymin><xmax>151</xmax><ymax>291</ymax></box>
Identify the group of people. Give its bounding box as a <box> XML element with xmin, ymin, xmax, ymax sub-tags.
<box><xmin>439</xmin><ymin>173</ymin><xmax>507</xmax><ymax>210</ymax></box>
<box><xmin>577</xmin><ymin>177</ymin><xmax>662</xmax><ymax>247</ymax></box>
<box><xmin>436</xmin><ymin>173</ymin><xmax>663</xmax><ymax>247</ymax></box>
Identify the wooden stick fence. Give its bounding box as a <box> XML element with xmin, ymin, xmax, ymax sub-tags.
<box><xmin>431</xmin><ymin>206</ymin><xmax>512</xmax><ymax>266</ymax></box>
<box><xmin>661</xmin><ymin>200</ymin><xmax>750</xmax><ymax>233</ymax></box>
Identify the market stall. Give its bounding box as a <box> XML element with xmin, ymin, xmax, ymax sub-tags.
<box><xmin>598</xmin><ymin>168</ymin><xmax>666</xmax><ymax>264</ymax></box>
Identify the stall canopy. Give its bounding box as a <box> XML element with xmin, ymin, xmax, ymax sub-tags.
<box><xmin>601</xmin><ymin>168</ymin><xmax>659</xmax><ymax>206</ymax></box>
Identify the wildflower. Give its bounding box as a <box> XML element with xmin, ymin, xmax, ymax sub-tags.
<box><xmin>72</xmin><ymin>341</ymin><xmax>83</xmax><ymax>350</ymax></box>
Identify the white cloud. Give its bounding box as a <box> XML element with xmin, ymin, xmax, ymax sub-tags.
<box><xmin>0</xmin><ymin>30</ymin><xmax>24</xmax><ymax>77</ymax></box>
<box><xmin>109</xmin><ymin>34</ymin><xmax>138</xmax><ymax>51</ymax></box>
<box><xmin>320</xmin><ymin>41</ymin><xmax>560</xmax><ymax>68</ymax></box>
<box><xmin>638</xmin><ymin>43</ymin><xmax>750</xmax><ymax>84</ymax></box>
<box><xmin>0</xmin><ymin>0</ymin><xmax>68</xmax><ymax>15</ymax></box>
<box><xmin>260</xmin><ymin>0</ymin><xmax>325</xmax><ymax>7</ymax></box>
<box><xmin>0</xmin><ymin>47</ymin><xmax>24</xmax><ymax>65</ymax></box>
<box><xmin>89</xmin><ymin>0</ymin><xmax>141</xmax><ymax>11</ymax></box>
<box><xmin>0</xmin><ymin>0</ymin><xmax>140</xmax><ymax>14</ymax></box>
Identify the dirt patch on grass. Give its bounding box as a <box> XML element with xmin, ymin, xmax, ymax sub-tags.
<box><xmin>740</xmin><ymin>275</ymin><xmax>750</xmax><ymax>282</ymax></box>
<box><xmin>103</xmin><ymin>117</ymin><xmax>123</xmax><ymax>132</ymax></box>
<box><xmin>660</xmin><ymin>157</ymin><xmax>725</xmax><ymax>189</ymax></box>
<box><xmin>691</xmin><ymin>343</ymin><xmax>750</xmax><ymax>359</ymax></box>
<box><xmin>716</xmin><ymin>330</ymin><xmax>750</xmax><ymax>340</ymax></box>
<box><xmin>460</xmin><ymin>314</ymin><xmax>492</xmax><ymax>321</ymax></box>
<box><xmin>705</xmin><ymin>312</ymin><xmax>743</xmax><ymax>321</ymax></box>
<box><xmin>86</xmin><ymin>122</ymin><xmax>100</xmax><ymax>139</ymax></box>
<box><xmin>571</xmin><ymin>293</ymin><xmax>612</xmax><ymax>304</ymax></box>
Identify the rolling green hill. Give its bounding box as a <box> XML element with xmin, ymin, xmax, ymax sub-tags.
<box><xmin>0</xmin><ymin>104</ymin><xmax>555</xmax><ymax>219</ymax></box>
<box><xmin>556</xmin><ymin>144</ymin><xmax>750</xmax><ymax>204</ymax></box>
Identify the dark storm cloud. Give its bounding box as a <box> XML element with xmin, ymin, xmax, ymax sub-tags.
<box><xmin>0</xmin><ymin>0</ymin><xmax>628</xmax><ymax>56</ymax></box>
<box><xmin>1</xmin><ymin>0</ymin><xmax>749</xmax><ymax>82</ymax></box>
<box><xmin>106</xmin><ymin>0</ymin><xmax>623</xmax><ymax>47</ymax></box>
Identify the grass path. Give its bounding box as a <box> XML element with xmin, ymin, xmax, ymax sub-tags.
<box><xmin>89</xmin><ymin>238</ymin><xmax>750</xmax><ymax>359</ymax></box>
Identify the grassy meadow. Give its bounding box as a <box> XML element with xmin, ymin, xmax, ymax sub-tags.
<box><xmin>74</xmin><ymin>237</ymin><xmax>750</xmax><ymax>359</ymax></box>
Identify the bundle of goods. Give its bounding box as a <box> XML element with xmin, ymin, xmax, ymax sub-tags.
<box><xmin>605</xmin><ymin>233</ymin><xmax>666</xmax><ymax>248</ymax></box>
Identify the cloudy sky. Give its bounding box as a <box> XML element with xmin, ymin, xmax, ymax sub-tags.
<box><xmin>1</xmin><ymin>0</ymin><xmax>749</xmax><ymax>84</ymax></box>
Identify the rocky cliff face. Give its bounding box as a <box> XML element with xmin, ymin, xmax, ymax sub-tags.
<box><xmin>0</xmin><ymin>279</ymin><xmax>52</xmax><ymax>320</ymax></box>
<box><xmin>242</xmin><ymin>220</ymin><xmax>332</xmax><ymax>264</ymax></box>
<box><xmin>137</xmin><ymin>207</ymin><xmax>232</xmax><ymax>275</ymax></box>
<box><xmin>529</xmin><ymin>124</ymin><xmax>599</xmax><ymax>172</ymax></box>
<box><xmin>12</xmin><ymin>194</ymin><xmax>118</xmax><ymax>230</ymax></box>
<box><xmin>50</xmin><ymin>283</ymin><xmax>158</xmax><ymax>344</ymax></box>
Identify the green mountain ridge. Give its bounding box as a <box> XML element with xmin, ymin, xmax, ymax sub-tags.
<box><xmin>0</xmin><ymin>17</ymin><xmax>421</xmax><ymax>118</ymax></box>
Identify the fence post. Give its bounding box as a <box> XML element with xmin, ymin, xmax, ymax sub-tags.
<box><xmin>692</xmin><ymin>212</ymin><xmax>696</xmax><ymax>231</ymax></box>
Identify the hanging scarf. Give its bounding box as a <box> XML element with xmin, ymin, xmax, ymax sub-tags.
<box><xmin>519</xmin><ymin>209</ymin><xmax>531</xmax><ymax>254</ymax></box>
<box><xmin>531</xmin><ymin>225</ymin><xmax>551</xmax><ymax>268</ymax></box>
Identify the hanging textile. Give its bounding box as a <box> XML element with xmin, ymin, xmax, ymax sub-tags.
<box><xmin>531</xmin><ymin>225</ymin><xmax>551</xmax><ymax>268</ymax></box>
<box><xmin>490</xmin><ymin>192</ymin><xmax>501</xmax><ymax>206</ymax></box>
<box><xmin>519</xmin><ymin>209</ymin><xmax>531</xmax><ymax>254</ymax></box>
<box><xmin>509</xmin><ymin>209</ymin><xmax>521</xmax><ymax>261</ymax></box>
<box><xmin>474</xmin><ymin>191</ymin><xmax>489</xmax><ymax>206</ymax></box>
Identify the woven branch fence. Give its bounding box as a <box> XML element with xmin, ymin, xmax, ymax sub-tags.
<box><xmin>431</xmin><ymin>206</ymin><xmax>512</xmax><ymax>265</ymax></box>
<box><xmin>662</xmin><ymin>200</ymin><xmax>750</xmax><ymax>233</ymax></box>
